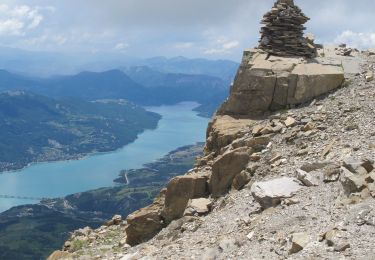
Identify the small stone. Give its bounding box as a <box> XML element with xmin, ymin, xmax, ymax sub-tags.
<box><xmin>340</xmin><ymin>167</ymin><xmax>367</xmax><ymax>196</ymax></box>
<box><xmin>302</xmin><ymin>122</ymin><xmax>315</xmax><ymax>132</ymax></box>
<box><xmin>324</xmin><ymin>165</ymin><xmax>341</xmax><ymax>182</ymax></box>
<box><xmin>270</xmin><ymin>154</ymin><xmax>282</xmax><ymax>163</ymax></box>
<box><xmin>247</xmin><ymin>231</ymin><xmax>255</xmax><ymax>240</ymax></box>
<box><xmin>321</xmin><ymin>140</ymin><xmax>335</xmax><ymax>159</ymax></box>
<box><xmin>289</xmin><ymin>232</ymin><xmax>310</xmax><ymax>254</ymax></box>
<box><xmin>232</xmin><ymin>171</ymin><xmax>252</xmax><ymax>190</ymax></box>
<box><xmin>260</xmin><ymin>126</ymin><xmax>274</xmax><ymax>135</ymax></box>
<box><xmin>283</xmin><ymin>198</ymin><xmax>300</xmax><ymax>206</ymax></box>
<box><xmin>366</xmin><ymin>71</ymin><xmax>374</xmax><ymax>82</ymax></box>
<box><xmin>250</xmin><ymin>154</ymin><xmax>261</xmax><ymax>162</ymax></box>
<box><xmin>325</xmin><ymin>229</ymin><xmax>338</xmax><ymax>247</ymax></box>
<box><xmin>106</xmin><ymin>215</ymin><xmax>122</xmax><ymax>226</ymax></box>
<box><xmin>252</xmin><ymin>125</ymin><xmax>264</xmax><ymax>136</ymax></box>
<box><xmin>189</xmin><ymin>198</ymin><xmax>212</xmax><ymax>215</ymax></box>
<box><xmin>365</xmin><ymin>171</ymin><xmax>375</xmax><ymax>183</ymax></box>
<box><xmin>334</xmin><ymin>243</ymin><xmax>350</xmax><ymax>252</ymax></box>
<box><xmin>284</xmin><ymin>117</ymin><xmax>297</xmax><ymax>128</ymax></box>
<box><xmin>296</xmin><ymin>169</ymin><xmax>319</xmax><ymax>187</ymax></box>
<box><xmin>297</xmin><ymin>149</ymin><xmax>309</xmax><ymax>156</ymax></box>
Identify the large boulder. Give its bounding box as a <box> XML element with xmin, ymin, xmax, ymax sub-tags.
<box><xmin>161</xmin><ymin>174</ymin><xmax>208</xmax><ymax>223</ymax></box>
<box><xmin>209</xmin><ymin>148</ymin><xmax>250</xmax><ymax>197</ymax></box>
<box><xmin>125</xmin><ymin>190</ymin><xmax>166</xmax><ymax>246</ymax></box>
<box><xmin>125</xmin><ymin>203</ymin><xmax>164</xmax><ymax>246</ymax></box>
<box><xmin>218</xmin><ymin>49</ymin><xmax>344</xmax><ymax>116</ymax></box>
<box><xmin>205</xmin><ymin>115</ymin><xmax>256</xmax><ymax>153</ymax></box>
<box><xmin>289</xmin><ymin>63</ymin><xmax>344</xmax><ymax>104</ymax></box>
<box><xmin>251</xmin><ymin>177</ymin><xmax>302</xmax><ymax>209</ymax></box>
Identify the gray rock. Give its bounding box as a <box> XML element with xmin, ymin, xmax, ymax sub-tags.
<box><xmin>323</xmin><ymin>164</ymin><xmax>341</xmax><ymax>182</ymax></box>
<box><xmin>189</xmin><ymin>198</ymin><xmax>212</xmax><ymax>215</ymax></box>
<box><xmin>217</xmin><ymin>49</ymin><xmax>344</xmax><ymax>116</ymax></box>
<box><xmin>340</xmin><ymin>167</ymin><xmax>367</xmax><ymax>196</ymax></box>
<box><xmin>289</xmin><ymin>232</ymin><xmax>310</xmax><ymax>254</ymax></box>
<box><xmin>232</xmin><ymin>170</ymin><xmax>252</xmax><ymax>190</ymax></box>
<box><xmin>259</xmin><ymin>0</ymin><xmax>316</xmax><ymax>58</ymax></box>
<box><xmin>209</xmin><ymin>148</ymin><xmax>250</xmax><ymax>197</ymax></box>
<box><xmin>251</xmin><ymin>177</ymin><xmax>302</xmax><ymax>209</ymax></box>
<box><xmin>296</xmin><ymin>169</ymin><xmax>319</xmax><ymax>187</ymax></box>
<box><xmin>162</xmin><ymin>174</ymin><xmax>209</xmax><ymax>223</ymax></box>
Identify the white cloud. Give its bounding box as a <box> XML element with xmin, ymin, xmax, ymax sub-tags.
<box><xmin>0</xmin><ymin>18</ymin><xmax>24</xmax><ymax>35</ymax></box>
<box><xmin>204</xmin><ymin>39</ymin><xmax>240</xmax><ymax>55</ymax></box>
<box><xmin>114</xmin><ymin>42</ymin><xmax>129</xmax><ymax>51</ymax></box>
<box><xmin>24</xmin><ymin>34</ymin><xmax>67</xmax><ymax>46</ymax></box>
<box><xmin>223</xmin><ymin>40</ymin><xmax>239</xmax><ymax>49</ymax></box>
<box><xmin>174</xmin><ymin>42</ymin><xmax>194</xmax><ymax>49</ymax></box>
<box><xmin>0</xmin><ymin>4</ymin><xmax>45</xmax><ymax>35</ymax></box>
<box><xmin>334</xmin><ymin>30</ymin><xmax>375</xmax><ymax>49</ymax></box>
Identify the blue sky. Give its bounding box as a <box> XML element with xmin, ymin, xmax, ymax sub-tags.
<box><xmin>0</xmin><ymin>0</ymin><xmax>374</xmax><ymax>60</ymax></box>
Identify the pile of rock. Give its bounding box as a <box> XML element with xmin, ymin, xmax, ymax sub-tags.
<box><xmin>259</xmin><ymin>0</ymin><xmax>316</xmax><ymax>58</ymax></box>
<box><xmin>340</xmin><ymin>157</ymin><xmax>375</xmax><ymax>201</ymax></box>
<box><xmin>335</xmin><ymin>44</ymin><xmax>355</xmax><ymax>56</ymax></box>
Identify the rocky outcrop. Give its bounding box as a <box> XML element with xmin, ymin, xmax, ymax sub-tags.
<box><xmin>205</xmin><ymin>115</ymin><xmax>256</xmax><ymax>153</ymax></box>
<box><xmin>259</xmin><ymin>0</ymin><xmax>316</xmax><ymax>57</ymax></box>
<box><xmin>217</xmin><ymin>49</ymin><xmax>345</xmax><ymax>116</ymax></box>
<box><xmin>125</xmin><ymin>203</ymin><xmax>164</xmax><ymax>246</ymax></box>
<box><xmin>209</xmin><ymin>147</ymin><xmax>250</xmax><ymax>197</ymax></box>
<box><xmin>161</xmin><ymin>173</ymin><xmax>209</xmax><ymax>223</ymax></box>
<box><xmin>125</xmin><ymin>192</ymin><xmax>165</xmax><ymax>246</ymax></box>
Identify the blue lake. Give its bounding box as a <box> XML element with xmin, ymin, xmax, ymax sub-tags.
<box><xmin>0</xmin><ymin>102</ymin><xmax>209</xmax><ymax>212</ymax></box>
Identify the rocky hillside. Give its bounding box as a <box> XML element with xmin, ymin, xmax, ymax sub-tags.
<box><xmin>48</xmin><ymin>46</ymin><xmax>375</xmax><ymax>259</ymax></box>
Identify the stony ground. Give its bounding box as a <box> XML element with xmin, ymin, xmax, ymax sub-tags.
<box><xmin>51</xmin><ymin>52</ymin><xmax>375</xmax><ymax>260</ymax></box>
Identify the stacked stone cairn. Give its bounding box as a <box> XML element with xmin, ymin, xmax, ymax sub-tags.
<box><xmin>259</xmin><ymin>0</ymin><xmax>316</xmax><ymax>58</ymax></box>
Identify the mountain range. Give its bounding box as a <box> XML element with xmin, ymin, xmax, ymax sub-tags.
<box><xmin>0</xmin><ymin>47</ymin><xmax>238</xmax><ymax>80</ymax></box>
<box><xmin>0</xmin><ymin>63</ymin><xmax>237</xmax><ymax>117</ymax></box>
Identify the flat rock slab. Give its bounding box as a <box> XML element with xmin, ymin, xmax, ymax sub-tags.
<box><xmin>251</xmin><ymin>177</ymin><xmax>302</xmax><ymax>209</ymax></box>
<box><xmin>218</xmin><ymin>48</ymin><xmax>345</xmax><ymax>116</ymax></box>
<box><xmin>318</xmin><ymin>47</ymin><xmax>362</xmax><ymax>75</ymax></box>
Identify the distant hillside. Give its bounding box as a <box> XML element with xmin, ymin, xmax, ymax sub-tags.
<box><xmin>136</xmin><ymin>56</ymin><xmax>239</xmax><ymax>81</ymax></box>
<box><xmin>0</xmin><ymin>47</ymin><xmax>238</xmax><ymax>80</ymax></box>
<box><xmin>124</xmin><ymin>66</ymin><xmax>230</xmax><ymax>108</ymax></box>
<box><xmin>40</xmin><ymin>70</ymin><xmax>147</xmax><ymax>101</ymax></box>
<box><xmin>0</xmin><ymin>70</ymin><xmax>41</xmax><ymax>91</ymax></box>
<box><xmin>0</xmin><ymin>68</ymin><xmax>232</xmax><ymax>117</ymax></box>
<box><xmin>0</xmin><ymin>92</ymin><xmax>160</xmax><ymax>171</ymax></box>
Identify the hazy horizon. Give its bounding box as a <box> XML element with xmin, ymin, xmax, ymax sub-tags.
<box><xmin>0</xmin><ymin>0</ymin><xmax>374</xmax><ymax>62</ymax></box>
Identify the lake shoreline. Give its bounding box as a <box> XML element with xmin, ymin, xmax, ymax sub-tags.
<box><xmin>0</xmin><ymin>102</ymin><xmax>211</xmax><ymax>174</ymax></box>
<box><xmin>0</xmin><ymin>102</ymin><xmax>209</xmax><ymax>213</ymax></box>
<box><xmin>0</xmin><ymin>125</ymin><xmax>158</xmax><ymax>174</ymax></box>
